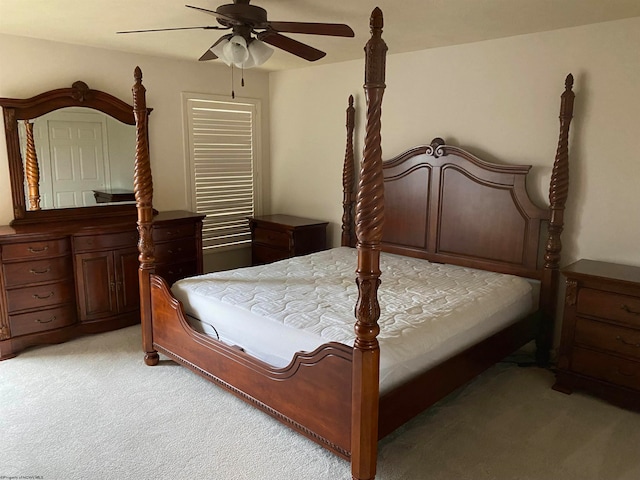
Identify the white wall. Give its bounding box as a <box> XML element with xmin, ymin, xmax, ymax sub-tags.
<box><xmin>0</xmin><ymin>34</ymin><xmax>270</xmax><ymax>270</ymax></box>
<box><xmin>269</xmin><ymin>16</ymin><xmax>640</xmax><ymax>270</ymax></box>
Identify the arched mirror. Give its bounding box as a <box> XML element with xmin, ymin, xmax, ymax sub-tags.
<box><xmin>0</xmin><ymin>81</ymin><xmax>151</xmax><ymax>225</ymax></box>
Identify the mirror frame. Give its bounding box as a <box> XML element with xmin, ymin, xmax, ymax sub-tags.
<box><xmin>0</xmin><ymin>81</ymin><xmax>151</xmax><ymax>225</ymax></box>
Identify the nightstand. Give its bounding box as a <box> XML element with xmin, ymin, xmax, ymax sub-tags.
<box><xmin>249</xmin><ymin>215</ymin><xmax>328</xmax><ymax>266</ymax></box>
<box><xmin>553</xmin><ymin>259</ymin><xmax>640</xmax><ymax>409</ymax></box>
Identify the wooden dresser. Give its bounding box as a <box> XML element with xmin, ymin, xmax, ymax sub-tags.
<box><xmin>553</xmin><ymin>259</ymin><xmax>640</xmax><ymax>409</ymax></box>
<box><xmin>249</xmin><ymin>215</ymin><xmax>328</xmax><ymax>266</ymax></box>
<box><xmin>0</xmin><ymin>210</ymin><xmax>203</xmax><ymax>359</ymax></box>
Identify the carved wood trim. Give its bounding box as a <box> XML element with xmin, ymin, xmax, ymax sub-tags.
<box><xmin>352</xmin><ymin>7</ymin><xmax>387</xmax><ymax>480</ymax></box>
<box><xmin>23</xmin><ymin>121</ymin><xmax>41</xmax><ymax>211</ymax></box>
<box><xmin>342</xmin><ymin>95</ymin><xmax>356</xmax><ymax>247</ymax></box>
<box><xmin>565</xmin><ymin>279</ymin><xmax>578</xmax><ymax>306</ymax></box>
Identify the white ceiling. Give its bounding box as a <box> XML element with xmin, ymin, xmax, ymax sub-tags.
<box><xmin>1</xmin><ymin>0</ymin><xmax>640</xmax><ymax>71</ymax></box>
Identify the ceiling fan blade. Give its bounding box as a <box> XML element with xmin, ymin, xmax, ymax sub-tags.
<box><xmin>266</xmin><ymin>22</ymin><xmax>354</xmax><ymax>37</ymax></box>
<box><xmin>117</xmin><ymin>25</ymin><xmax>223</xmax><ymax>34</ymax></box>
<box><xmin>258</xmin><ymin>31</ymin><xmax>326</xmax><ymax>61</ymax></box>
<box><xmin>185</xmin><ymin>4</ymin><xmax>244</xmax><ymax>25</ymax></box>
<box><xmin>199</xmin><ymin>34</ymin><xmax>233</xmax><ymax>61</ymax></box>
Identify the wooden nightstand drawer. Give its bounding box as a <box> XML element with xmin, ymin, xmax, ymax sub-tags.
<box><xmin>572</xmin><ymin>347</ymin><xmax>640</xmax><ymax>391</ymax></box>
<box><xmin>252</xmin><ymin>244</ymin><xmax>290</xmax><ymax>265</ymax></box>
<box><xmin>575</xmin><ymin>317</ymin><xmax>640</xmax><ymax>360</ymax></box>
<box><xmin>253</xmin><ymin>227</ymin><xmax>291</xmax><ymax>249</ymax></box>
<box><xmin>9</xmin><ymin>305</ymin><xmax>76</xmax><ymax>337</ymax></box>
<box><xmin>2</xmin><ymin>238</ymin><xmax>69</xmax><ymax>261</ymax></box>
<box><xmin>3</xmin><ymin>256</ymin><xmax>72</xmax><ymax>287</ymax></box>
<box><xmin>154</xmin><ymin>240</ymin><xmax>197</xmax><ymax>264</ymax></box>
<box><xmin>153</xmin><ymin>223</ymin><xmax>196</xmax><ymax>242</ymax></box>
<box><xmin>577</xmin><ymin>288</ymin><xmax>640</xmax><ymax>327</ymax></box>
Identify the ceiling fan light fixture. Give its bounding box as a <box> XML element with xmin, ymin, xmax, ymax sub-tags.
<box><xmin>246</xmin><ymin>39</ymin><xmax>274</xmax><ymax>68</ymax></box>
<box><xmin>222</xmin><ymin>35</ymin><xmax>250</xmax><ymax>67</ymax></box>
<box><xmin>210</xmin><ymin>35</ymin><xmax>273</xmax><ymax>68</ymax></box>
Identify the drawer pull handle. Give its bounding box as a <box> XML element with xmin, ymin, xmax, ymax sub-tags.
<box><xmin>621</xmin><ymin>304</ymin><xmax>640</xmax><ymax>316</ymax></box>
<box><xmin>32</xmin><ymin>292</ymin><xmax>54</xmax><ymax>300</ymax></box>
<box><xmin>29</xmin><ymin>267</ymin><xmax>51</xmax><ymax>275</ymax></box>
<box><xmin>615</xmin><ymin>335</ymin><xmax>640</xmax><ymax>348</ymax></box>
<box><xmin>28</xmin><ymin>246</ymin><xmax>49</xmax><ymax>253</ymax></box>
<box><xmin>36</xmin><ymin>316</ymin><xmax>56</xmax><ymax>324</ymax></box>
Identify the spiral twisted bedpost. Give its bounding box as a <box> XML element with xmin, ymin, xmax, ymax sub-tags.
<box><xmin>132</xmin><ymin>66</ymin><xmax>159</xmax><ymax>366</ymax></box>
<box><xmin>24</xmin><ymin>120</ymin><xmax>41</xmax><ymax>211</ymax></box>
<box><xmin>539</xmin><ymin>74</ymin><xmax>574</xmax><ymax>366</ymax></box>
<box><xmin>342</xmin><ymin>95</ymin><xmax>356</xmax><ymax>247</ymax></box>
<box><xmin>352</xmin><ymin>8</ymin><xmax>387</xmax><ymax>480</ymax></box>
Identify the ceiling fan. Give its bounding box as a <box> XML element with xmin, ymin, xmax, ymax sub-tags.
<box><xmin>117</xmin><ymin>1</ymin><xmax>355</xmax><ymax>67</ymax></box>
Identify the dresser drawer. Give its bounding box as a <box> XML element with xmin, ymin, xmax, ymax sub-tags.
<box><xmin>572</xmin><ymin>347</ymin><xmax>640</xmax><ymax>391</ymax></box>
<box><xmin>9</xmin><ymin>304</ymin><xmax>76</xmax><ymax>337</ymax></box>
<box><xmin>3</xmin><ymin>256</ymin><xmax>73</xmax><ymax>287</ymax></box>
<box><xmin>154</xmin><ymin>240</ymin><xmax>197</xmax><ymax>264</ymax></box>
<box><xmin>253</xmin><ymin>227</ymin><xmax>291</xmax><ymax>250</ymax></box>
<box><xmin>73</xmin><ymin>230</ymin><xmax>138</xmax><ymax>252</ymax></box>
<box><xmin>575</xmin><ymin>317</ymin><xmax>640</xmax><ymax>360</ymax></box>
<box><xmin>2</xmin><ymin>238</ymin><xmax>69</xmax><ymax>261</ymax></box>
<box><xmin>153</xmin><ymin>223</ymin><xmax>196</xmax><ymax>242</ymax></box>
<box><xmin>6</xmin><ymin>281</ymin><xmax>75</xmax><ymax>314</ymax></box>
<box><xmin>577</xmin><ymin>288</ymin><xmax>640</xmax><ymax>327</ymax></box>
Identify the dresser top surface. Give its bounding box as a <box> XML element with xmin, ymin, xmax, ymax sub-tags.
<box><xmin>563</xmin><ymin>259</ymin><xmax>640</xmax><ymax>286</ymax></box>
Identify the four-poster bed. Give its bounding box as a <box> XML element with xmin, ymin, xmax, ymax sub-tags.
<box><xmin>132</xmin><ymin>8</ymin><xmax>574</xmax><ymax>480</ymax></box>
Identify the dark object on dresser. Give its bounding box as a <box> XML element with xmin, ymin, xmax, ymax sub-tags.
<box><xmin>93</xmin><ymin>189</ymin><xmax>136</xmax><ymax>204</ymax></box>
<box><xmin>0</xmin><ymin>210</ymin><xmax>203</xmax><ymax>359</ymax></box>
<box><xmin>553</xmin><ymin>259</ymin><xmax>640</xmax><ymax>409</ymax></box>
<box><xmin>249</xmin><ymin>214</ymin><xmax>328</xmax><ymax>265</ymax></box>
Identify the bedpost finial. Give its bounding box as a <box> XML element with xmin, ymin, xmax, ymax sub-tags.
<box><xmin>349</xmin><ymin>94</ymin><xmax>354</xmax><ymax>107</ymax></box>
<box><xmin>134</xmin><ymin>66</ymin><xmax>142</xmax><ymax>82</ymax></box>
<box><xmin>565</xmin><ymin>73</ymin><xmax>574</xmax><ymax>90</ymax></box>
<box><xmin>370</xmin><ymin>7</ymin><xmax>383</xmax><ymax>31</ymax></box>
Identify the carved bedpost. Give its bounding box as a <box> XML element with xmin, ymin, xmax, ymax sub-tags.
<box><xmin>342</xmin><ymin>95</ymin><xmax>356</xmax><ymax>247</ymax></box>
<box><xmin>352</xmin><ymin>8</ymin><xmax>387</xmax><ymax>480</ymax></box>
<box><xmin>23</xmin><ymin>120</ymin><xmax>41</xmax><ymax>210</ymax></box>
<box><xmin>539</xmin><ymin>74</ymin><xmax>575</xmax><ymax>366</ymax></box>
<box><xmin>132</xmin><ymin>66</ymin><xmax>159</xmax><ymax>366</ymax></box>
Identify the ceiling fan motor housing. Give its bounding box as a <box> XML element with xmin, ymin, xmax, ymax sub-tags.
<box><xmin>216</xmin><ymin>3</ymin><xmax>268</xmax><ymax>28</ymax></box>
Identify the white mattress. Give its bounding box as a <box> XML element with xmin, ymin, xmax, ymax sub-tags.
<box><xmin>171</xmin><ymin>247</ymin><xmax>535</xmax><ymax>393</ymax></box>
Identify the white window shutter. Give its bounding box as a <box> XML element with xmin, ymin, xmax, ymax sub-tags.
<box><xmin>184</xmin><ymin>95</ymin><xmax>261</xmax><ymax>250</ymax></box>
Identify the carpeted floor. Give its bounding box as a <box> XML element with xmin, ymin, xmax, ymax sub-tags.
<box><xmin>1</xmin><ymin>326</ymin><xmax>639</xmax><ymax>480</ymax></box>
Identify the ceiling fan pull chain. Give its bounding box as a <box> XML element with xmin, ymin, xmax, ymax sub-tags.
<box><xmin>241</xmin><ymin>66</ymin><xmax>245</xmax><ymax>87</ymax></box>
<box><xmin>231</xmin><ymin>64</ymin><xmax>235</xmax><ymax>99</ymax></box>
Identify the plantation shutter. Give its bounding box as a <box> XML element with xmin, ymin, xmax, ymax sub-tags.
<box><xmin>185</xmin><ymin>96</ymin><xmax>260</xmax><ymax>250</ymax></box>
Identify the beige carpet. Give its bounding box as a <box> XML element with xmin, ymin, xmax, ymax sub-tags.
<box><xmin>1</xmin><ymin>326</ymin><xmax>639</xmax><ymax>480</ymax></box>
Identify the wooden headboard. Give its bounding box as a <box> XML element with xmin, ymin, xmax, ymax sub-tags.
<box><xmin>381</xmin><ymin>137</ymin><xmax>548</xmax><ymax>279</ymax></box>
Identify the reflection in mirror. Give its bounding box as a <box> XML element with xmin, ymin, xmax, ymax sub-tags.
<box><xmin>18</xmin><ymin>108</ymin><xmax>136</xmax><ymax>210</ymax></box>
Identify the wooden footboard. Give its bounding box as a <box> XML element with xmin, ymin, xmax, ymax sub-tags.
<box><xmin>148</xmin><ymin>273</ymin><xmax>354</xmax><ymax>458</ymax></box>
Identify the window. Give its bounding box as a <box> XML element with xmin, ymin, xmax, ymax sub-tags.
<box><xmin>183</xmin><ymin>94</ymin><xmax>262</xmax><ymax>251</ymax></box>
